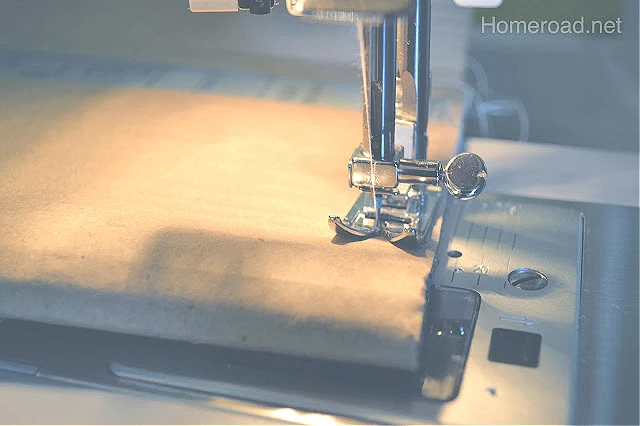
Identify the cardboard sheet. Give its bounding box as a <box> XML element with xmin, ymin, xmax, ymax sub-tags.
<box><xmin>0</xmin><ymin>78</ymin><xmax>457</xmax><ymax>370</ymax></box>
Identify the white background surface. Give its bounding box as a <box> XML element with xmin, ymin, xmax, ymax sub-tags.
<box><xmin>468</xmin><ymin>138</ymin><xmax>639</xmax><ymax>207</ymax></box>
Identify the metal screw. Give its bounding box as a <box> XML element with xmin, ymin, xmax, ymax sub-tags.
<box><xmin>508</xmin><ymin>268</ymin><xmax>548</xmax><ymax>290</ymax></box>
<box><xmin>442</xmin><ymin>152</ymin><xmax>487</xmax><ymax>200</ymax></box>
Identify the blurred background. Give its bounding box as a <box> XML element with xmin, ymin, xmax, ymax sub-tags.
<box><xmin>470</xmin><ymin>0</ymin><xmax>638</xmax><ymax>151</ymax></box>
<box><xmin>0</xmin><ymin>0</ymin><xmax>637</xmax><ymax>152</ymax></box>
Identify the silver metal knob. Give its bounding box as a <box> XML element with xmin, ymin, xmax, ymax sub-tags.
<box><xmin>442</xmin><ymin>152</ymin><xmax>487</xmax><ymax>200</ymax></box>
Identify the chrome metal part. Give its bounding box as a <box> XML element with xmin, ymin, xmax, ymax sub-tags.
<box><xmin>286</xmin><ymin>0</ymin><xmax>413</xmax><ymax>21</ymax></box>
<box><xmin>442</xmin><ymin>152</ymin><xmax>488</xmax><ymax>200</ymax></box>
<box><xmin>349</xmin><ymin>158</ymin><xmax>399</xmax><ymax>192</ymax></box>
<box><xmin>334</xmin><ymin>149</ymin><xmax>487</xmax><ymax>242</ymax></box>
<box><xmin>323</xmin><ymin>0</ymin><xmax>488</xmax><ymax>243</ymax></box>
<box><xmin>379</xmin><ymin>17</ymin><xmax>397</xmax><ymax>161</ymax></box>
<box><xmin>408</xmin><ymin>0</ymin><xmax>431</xmax><ymax>160</ymax></box>
<box><xmin>328</xmin><ymin>193</ymin><xmax>382</xmax><ymax>239</ymax></box>
<box><xmin>188</xmin><ymin>0</ymin><xmax>490</xmax><ymax>243</ymax></box>
<box><xmin>397</xmin><ymin>158</ymin><xmax>440</xmax><ymax>184</ymax></box>
<box><xmin>347</xmin><ymin>149</ymin><xmax>486</xmax><ymax>197</ymax></box>
<box><xmin>383</xmin><ymin>185</ymin><xmax>442</xmax><ymax>243</ymax></box>
<box><xmin>359</xmin><ymin>18</ymin><xmax>397</xmax><ymax>162</ymax></box>
<box><xmin>240</xmin><ymin>0</ymin><xmax>277</xmax><ymax>15</ymax></box>
<box><xmin>327</xmin><ymin>186</ymin><xmax>442</xmax><ymax>245</ymax></box>
<box><xmin>508</xmin><ymin>268</ymin><xmax>549</xmax><ymax>291</ymax></box>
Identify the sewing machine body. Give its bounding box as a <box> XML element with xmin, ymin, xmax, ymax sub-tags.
<box><xmin>0</xmin><ymin>190</ymin><xmax>599</xmax><ymax>425</ymax></box>
<box><xmin>0</xmin><ymin>79</ymin><xmax>588</xmax><ymax>424</ymax></box>
<box><xmin>0</xmin><ymin>0</ymin><xmax>637</xmax><ymax>424</ymax></box>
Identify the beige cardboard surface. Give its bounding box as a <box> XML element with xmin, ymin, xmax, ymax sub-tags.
<box><xmin>0</xmin><ymin>78</ymin><xmax>455</xmax><ymax>370</ymax></box>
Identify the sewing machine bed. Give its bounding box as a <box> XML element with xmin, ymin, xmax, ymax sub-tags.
<box><xmin>0</xmin><ymin>78</ymin><xmax>460</xmax><ymax>371</ymax></box>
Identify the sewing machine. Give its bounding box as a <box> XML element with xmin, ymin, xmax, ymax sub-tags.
<box><xmin>193</xmin><ymin>0</ymin><xmax>489</xmax><ymax>245</ymax></box>
<box><xmin>172</xmin><ymin>0</ymin><xmax>579</xmax><ymax>422</ymax></box>
<box><xmin>0</xmin><ymin>0</ymin><xmax>637</xmax><ymax>424</ymax></box>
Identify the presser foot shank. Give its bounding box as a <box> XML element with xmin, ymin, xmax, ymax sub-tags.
<box><xmin>329</xmin><ymin>148</ymin><xmax>486</xmax><ymax>245</ymax></box>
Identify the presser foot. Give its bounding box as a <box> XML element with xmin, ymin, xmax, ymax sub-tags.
<box><xmin>331</xmin><ymin>146</ymin><xmax>438</xmax><ymax>243</ymax></box>
<box><xmin>328</xmin><ymin>185</ymin><xmax>442</xmax><ymax>245</ymax></box>
<box><xmin>328</xmin><ymin>194</ymin><xmax>382</xmax><ymax>239</ymax></box>
<box><xmin>329</xmin><ymin>148</ymin><xmax>486</xmax><ymax>244</ymax></box>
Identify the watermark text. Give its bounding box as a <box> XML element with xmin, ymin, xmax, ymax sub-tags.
<box><xmin>481</xmin><ymin>16</ymin><xmax>623</xmax><ymax>35</ymax></box>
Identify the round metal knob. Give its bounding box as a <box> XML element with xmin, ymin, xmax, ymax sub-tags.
<box><xmin>442</xmin><ymin>153</ymin><xmax>487</xmax><ymax>200</ymax></box>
